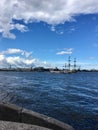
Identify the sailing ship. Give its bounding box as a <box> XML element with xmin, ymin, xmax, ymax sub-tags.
<box><xmin>50</xmin><ymin>56</ymin><xmax>80</xmax><ymax>74</ymax></box>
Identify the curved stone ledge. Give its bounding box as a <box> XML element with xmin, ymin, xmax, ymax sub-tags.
<box><xmin>0</xmin><ymin>121</ymin><xmax>51</xmax><ymax>130</ymax></box>
<box><xmin>0</xmin><ymin>102</ymin><xmax>74</xmax><ymax>130</ymax></box>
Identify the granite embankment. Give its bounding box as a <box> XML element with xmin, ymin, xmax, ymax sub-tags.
<box><xmin>0</xmin><ymin>102</ymin><xmax>74</xmax><ymax>130</ymax></box>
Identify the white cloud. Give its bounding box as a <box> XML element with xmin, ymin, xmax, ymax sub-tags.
<box><xmin>50</xmin><ymin>25</ymin><xmax>64</xmax><ymax>35</ymax></box>
<box><xmin>0</xmin><ymin>54</ymin><xmax>10</xmax><ymax>68</ymax></box>
<box><xmin>78</xmin><ymin>62</ymin><xmax>98</xmax><ymax>70</ymax></box>
<box><xmin>0</xmin><ymin>48</ymin><xmax>35</xmax><ymax>68</ymax></box>
<box><xmin>21</xmin><ymin>51</ymin><xmax>33</xmax><ymax>58</ymax></box>
<box><xmin>56</xmin><ymin>48</ymin><xmax>73</xmax><ymax>55</ymax></box>
<box><xmin>0</xmin><ymin>48</ymin><xmax>51</xmax><ymax>68</ymax></box>
<box><xmin>35</xmin><ymin>60</ymin><xmax>52</xmax><ymax>68</ymax></box>
<box><xmin>56</xmin><ymin>51</ymin><xmax>72</xmax><ymax>55</ymax></box>
<box><xmin>0</xmin><ymin>54</ymin><xmax>5</xmax><ymax>61</ymax></box>
<box><xmin>0</xmin><ymin>0</ymin><xmax>98</xmax><ymax>38</ymax></box>
<box><xmin>2</xmin><ymin>32</ymin><xmax>16</xmax><ymax>39</ymax></box>
<box><xmin>6</xmin><ymin>56</ymin><xmax>36</xmax><ymax>67</ymax></box>
<box><xmin>0</xmin><ymin>48</ymin><xmax>33</xmax><ymax>58</ymax></box>
<box><xmin>1</xmin><ymin>48</ymin><xmax>23</xmax><ymax>55</ymax></box>
<box><xmin>14</xmin><ymin>24</ymin><xmax>28</xmax><ymax>32</ymax></box>
<box><xmin>50</xmin><ymin>26</ymin><xmax>56</xmax><ymax>32</ymax></box>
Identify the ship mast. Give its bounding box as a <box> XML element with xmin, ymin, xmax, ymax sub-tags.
<box><xmin>68</xmin><ymin>56</ymin><xmax>71</xmax><ymax>70</ymax></box>
<box><xmin>65</xmin><ymin>63</ymin><xmax>66</xmax><ymax>69</ymax></box>
<box><xmin>74</xmin><ymin>58</ymin><xmax>76</xmax><ymax>70</ymax></box>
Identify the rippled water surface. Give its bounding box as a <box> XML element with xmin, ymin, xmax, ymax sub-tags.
<box><xmin>0</xmin><ymin>71</ymin><xmax>98</xmax><ymax>130</ymax></box>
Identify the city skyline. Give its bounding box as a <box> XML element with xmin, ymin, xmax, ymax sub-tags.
<box><xmin>0</xmin><ymin>0</ymin><xmax>98</xmax><ymax>69</ymax></box>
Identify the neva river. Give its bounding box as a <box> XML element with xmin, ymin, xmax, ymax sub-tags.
<box><xmin>0</xmin><ymin>71</ymin><xmax>98</xmax><ymax>130</ymax></box>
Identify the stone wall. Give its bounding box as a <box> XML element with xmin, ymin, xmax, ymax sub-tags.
<box><xmin>0</xmin><ymin>102</ymin><xmax>74</xmax><ymax>130</ymax></box>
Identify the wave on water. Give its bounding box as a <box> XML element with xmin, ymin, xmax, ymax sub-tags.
<box><xmin>0</xmin><ymin>72</ymin><xmax>98</xmax><ymax>130</ymax></box>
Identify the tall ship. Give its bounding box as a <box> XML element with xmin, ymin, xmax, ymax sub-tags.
<box><xmin>50</xmin><ymin>56</ymin><xmax>80</xmax><ymax>74</ymax></box>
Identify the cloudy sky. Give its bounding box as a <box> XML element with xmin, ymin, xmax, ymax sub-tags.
<box><xmin>0</xmin><ymin>0</ymin><xmax>98</xmax><ymax>69</ymax></box>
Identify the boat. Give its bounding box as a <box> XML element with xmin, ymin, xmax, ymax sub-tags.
<box><xmin>50</xmin><ymin>70</ymin><xmax>75</xmax><ymax>74</ymax></box>
<box><xmin>50</xmin><ymin>56</ymin><xmax>79</xmax><ymax>74</ymax></box>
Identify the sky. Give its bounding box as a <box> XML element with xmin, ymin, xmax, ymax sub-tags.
<box><xmin>0</xmin><ymin>0</ymin><xmax>98</xmax><ymax>69</ymax></box>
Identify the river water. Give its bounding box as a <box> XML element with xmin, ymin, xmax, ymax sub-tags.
<box><xmin>0</xmin><ymin>71</ymin><xmax>98</xmax><ymax>130</ymax></box>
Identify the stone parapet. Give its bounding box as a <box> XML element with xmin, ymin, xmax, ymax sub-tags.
<box><xmin>0</xmin><ymin>102</ymin><xmax>74</xmax><ymax>130</ymax></box>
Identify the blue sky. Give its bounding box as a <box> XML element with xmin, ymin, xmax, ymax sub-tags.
<box><xmin>0</xmin><ymin>0</ymin><xmax>98</xmax><ymax>69</ymax></box>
